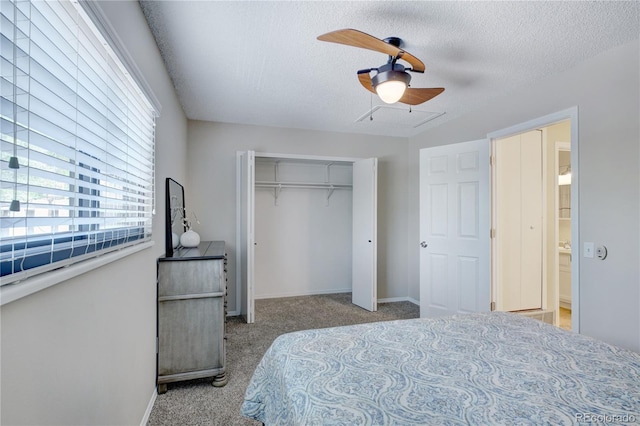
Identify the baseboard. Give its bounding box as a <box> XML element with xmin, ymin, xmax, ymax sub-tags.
<box><xmin>140</xmin><ymin>387</ymin><xmax>157</xmax><ymax>426</ymax></box>
<box><xmin>559</xmin><ymin>299</ymin><xmax>572</xmax><ymax>310</ymax></box>
<box><xmin>226</xmin><ymin>309</ymin><xmax>240</xmax><ymax>317</ymax></box>
<box><xmin>378</xmin><ymin>296</ymin><xmax>419</xmax><ymax>306</ymax></box>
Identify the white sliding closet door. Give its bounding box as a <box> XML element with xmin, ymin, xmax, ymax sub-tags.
<box><xmin>238</xmin><ymin>150</ymin><xmax>255</xmax><ymax>323</ymax></box>
<box><xmin>352</xmin><ymin>158</ymin><xmax>378</xmax><ymax>311</ymax></box>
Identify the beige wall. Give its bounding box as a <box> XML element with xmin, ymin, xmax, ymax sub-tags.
<box><xmin>0</xmin><ymin>2</ymin><xmax>188</xmax><ymax>424</ymax></box>
<box><xmin>408</xmin><ymin>39</ymin><xmax>639</xmax><ymax>351</ymax></box>
<box><xmin>186</xmin><ymin>121</ymin><xmax>410</xmax><ymax>312</ymax></box>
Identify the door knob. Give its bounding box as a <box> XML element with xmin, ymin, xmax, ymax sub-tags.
<box><xmin>420</xmin><ymin>241</ymin><xmax>428</xmax><ymax>248</ymax></box>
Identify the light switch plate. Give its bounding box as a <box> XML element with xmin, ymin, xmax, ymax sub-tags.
<box><xmin>584</xmin><ymin>242</ymin><xmax>594</xmax><ymax>258</ymax></box>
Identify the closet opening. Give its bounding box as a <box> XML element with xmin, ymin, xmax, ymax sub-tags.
<box><xmin>254</xmin><ymin>157</ymin><xmax>354</xmax><ymax>299</ymax></box>
<box><xmin>236</xmin><ymin>152</ymin><xmax>378</xmax><ymax>323</ymax></box>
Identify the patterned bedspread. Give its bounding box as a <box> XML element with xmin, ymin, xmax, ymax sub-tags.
<box><xmin>241</xmin><ymin>312</ymin><xmax>640</xmax><ymax>425</ymax></box>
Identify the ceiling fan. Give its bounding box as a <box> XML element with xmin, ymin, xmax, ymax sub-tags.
<box><xmin>317</xmin><ymin>28</ymin><xmax>444</xmax><ymax>105</ymax></box>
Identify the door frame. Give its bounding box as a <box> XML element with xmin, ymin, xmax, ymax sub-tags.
<box><xmin>487</xmin><ymin>106</ymin><xmax>579</xmax><ymax>332</ymax></box>
<box><xmin>236</xmin><ymin>151</ymin><xmax>255</xmax><ymax>323</ymax></box>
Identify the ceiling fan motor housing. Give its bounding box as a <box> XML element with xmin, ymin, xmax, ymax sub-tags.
<box><xmin>383</xmin><ymin>36</ymin><xmax>403</xmax><ymax>48</ymax></box>
<box><xmin>371</xmin><ymin>63</ymin><xmax>411</xmax><ymax>89</ymax></box>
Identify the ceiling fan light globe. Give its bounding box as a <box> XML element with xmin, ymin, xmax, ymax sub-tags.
<box><xmin>376</xmin><ymin>80</ymin><xmax>407</xmax><ymax>104</ymax></box>
<box><xmin>371</xmin><ymin>68</ymin><xmax>411</xmax><ymax>104</ymax></box>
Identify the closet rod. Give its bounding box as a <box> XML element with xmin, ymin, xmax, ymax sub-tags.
<box><xmin>255</xmin><ymin>181</ymin><xmax>352</xmax><ymax>189</ymax></box>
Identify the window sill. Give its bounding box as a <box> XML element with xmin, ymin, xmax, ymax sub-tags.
<box><xmin>0</xmin><ymin>241</ymin><xmax>154</xmax><ymax>306</ymax></box>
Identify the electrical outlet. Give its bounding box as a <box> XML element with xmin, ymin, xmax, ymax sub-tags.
<box><xmin>584</xmin><ymin>242</ymin><xmax>594</xmax><ymax>258</ymax></box>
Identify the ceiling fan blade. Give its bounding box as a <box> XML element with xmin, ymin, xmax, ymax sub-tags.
<box><xmin>357</xmin><ymin>70</ymin><xmax>375</xmax><ymax>94</ymax></box>
<box><xmin>398</xmin><ymin>87</ymin><xmax>445</xmax><ymax>105</ymax></box>
<box><xmin>318</xmin><ymin>29</ymin><xmax>425</xmax><ymax>73</ymax></box>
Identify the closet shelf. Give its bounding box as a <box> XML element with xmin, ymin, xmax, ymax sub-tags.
<box><xmin>255</xmin><ymin>181</ymin><xmax>352</xmax><ymax>206</ymax></box>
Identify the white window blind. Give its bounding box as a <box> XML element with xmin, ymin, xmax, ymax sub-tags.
<box><xmin>1</xmin><ymin>0</ymin><xmax>156</xmax><ymax>285</ymax></box>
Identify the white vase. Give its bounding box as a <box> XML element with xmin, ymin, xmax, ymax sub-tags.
<box><xmin>180</xmin><ymin>229</ymin><xmax>200</xmax><ymax>248</ymax></box>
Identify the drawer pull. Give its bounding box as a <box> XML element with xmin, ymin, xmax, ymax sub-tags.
<box><xmin>159</xmin><ymin>291</ymin><xmax>224</xmax><ymax>302</ymax></box>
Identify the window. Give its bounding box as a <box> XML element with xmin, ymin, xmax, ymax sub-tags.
<box><xmin>1</xmin><ymin>0</ymin><xmax>156</xmax><ymax>285</ymax></box>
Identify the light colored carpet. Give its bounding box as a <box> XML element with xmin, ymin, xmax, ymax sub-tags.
<box><xmin>147</xmin><ymin>292</ymin><xmax>419</xmax><ymax>425</ymax></box>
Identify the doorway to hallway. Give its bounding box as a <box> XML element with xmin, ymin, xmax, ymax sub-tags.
<box><xmin>490</xmin><ymin>116</ymin><xmax>576</xmax><ymax>331</ymax></box>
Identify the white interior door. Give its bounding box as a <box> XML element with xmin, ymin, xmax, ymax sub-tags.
<box><xmin>352</xmin><ymin>158</ymin><xmax>377</xmax><ymax>311</ymax></box>
<box><xmin>419</xmin><ymin>140</ymin><xmax>490</xmax><ymax>318</ymax></box>
<box><xmin>238</xmin><ymin>150</ymin><xmax>255</xmax><ymax>323</ymax></box>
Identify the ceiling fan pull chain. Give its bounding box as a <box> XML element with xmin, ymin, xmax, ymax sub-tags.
<box><xmin>370</xmin><ymin>92</ymin><xmax>373</xmax><ymax>121</ymax></box>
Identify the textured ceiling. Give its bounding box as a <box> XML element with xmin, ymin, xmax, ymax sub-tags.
<box><xmin>140</xmin><ymin>1</ymin><xmax>639</xmax><ymax>138</ymax></box>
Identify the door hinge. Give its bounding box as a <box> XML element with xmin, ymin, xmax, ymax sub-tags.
<box><xmin>490</xmin><ymin>228</ymin><xmax>496</xmax><ymax>238</ymax></box>
<box><xmin>490</xmin><ymin>301</ymin><xmax>496</xmax><ymax>311</ymax></box>
<box><xmin>490</xmin><ymin>155</ymin><xmax>494</xmax><ymax>166</ymax></box>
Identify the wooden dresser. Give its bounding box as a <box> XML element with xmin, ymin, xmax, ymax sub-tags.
<box><xmin>157</xmin><ymin>241</ymin><xmax>227</xmax><ymax>393</ymax></box>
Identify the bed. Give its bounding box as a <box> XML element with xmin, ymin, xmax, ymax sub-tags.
<box><xmin>241</xmin><ymin>312</ymin><xmax>640</xmax><ymax>425</ymax></box>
